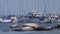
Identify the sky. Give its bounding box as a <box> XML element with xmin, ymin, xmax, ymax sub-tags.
<box><xmin>0</xmin><ymin>0</ymin><xmax>60</xmax><ymax>16</ymax></box>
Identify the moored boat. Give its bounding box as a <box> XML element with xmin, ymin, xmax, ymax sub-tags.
<box><xmin>13</xmin><ymin>23</ymin><xmax>52</xmax><ymax>31</ymax></box>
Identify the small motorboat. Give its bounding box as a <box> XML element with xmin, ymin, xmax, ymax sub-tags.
<box><xmin>13</xmin><ymin>23</ymin><xmax>52</xmax><ymax>31</ymax></box>
<box><xmin>13</xmin><ymin>23</ymin><xmax>38</xmax><ymax>31</ymax></box>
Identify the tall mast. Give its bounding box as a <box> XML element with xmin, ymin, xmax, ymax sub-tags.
<box><xmin>37</xmin><ymin>0</ymin><xmax>39</xmax><ymax>12</ymax></box>
<box><xmin>21</xmin><ymin>0</ymin><xmax>23</xmax><ymax>14</ymax></box>
<box><xmin>25</xmin><ymin>0</ymin><xmax>28</xmax><ymax>15</ymax></box>
<box><xmin>18</xmin><ymin>0</ymin><xmax>20</xmax><ymax>16</ymax></box>
<box><xmin>4</xmin><ymin>0</ymin><xmax>8</xmax><ymax>16</ymax></box>
<box><xmin>3</xmin><ymin>0</ymin><xmax>5</xmax><ymax>15</ymax></box>
<box><xmin>0</xmin><ymin>0</ymin><xmax>2</xmax><ymax>15</ymax></box>
<box><xmin>32</xmin><ymin>0</ymin><xmax>36</xmax><ymax>13</ymax></box>
<box><xmin>33</xmin><ymin>0</ymin><xmax>36</xmax><ymax>11</ymax></box>
<box><xmin>7</xmin><ymin>0</ymin><xmax>8</xmax><ymax>16</ymax></box>
<box><xmin>43</xmin><ymin>0</ymin><xmax>47</xmax><ymax>15</ymax></box>
<box><xmin>5</xmin><ymin>0</ymin><xmax>8</xmax><ymax>16</ymax></box>
<box><xmin>44</xmin><ymin>0</ymin><xmax>46</xmax><ymax>14</ymax></box>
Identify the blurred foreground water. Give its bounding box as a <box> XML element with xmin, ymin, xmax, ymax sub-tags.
<box><xmin>0</xmin><ymin>22</ymin><xmax>60</xmax><ymax>34</ymax></box>
<box><xmin>0</xmin><ymin>30</ymin><xmax>60</xmax><ymax>34</ymax></box>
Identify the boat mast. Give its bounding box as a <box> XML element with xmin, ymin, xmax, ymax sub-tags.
<box><xmin>37</xmin><ymin>0</ymin><xmax>39</xmax><ymax>12</ymax></box>
<box><xmin>25</xmin><ymin>0</ymin><xmax>27</xmax><ymax>15</ymax></box>
<box><xmin>33</xmin><ymin>0</ymin><xmax>36</xmax><ymax>12</ymax></box>
<box><xmin>22</xmin><ymin>0</ymin><xmax>23</xmax><ymax>15</ymax></box>
<box><xmin>37</xmin><ymin>0</ymin><xmax>40</xmax><ymax>14</ymax></box>
<box><xmin>4</xmin><ymin>0</ymin><xmax>6</xmax><ymax>16</ymax></box>
<box><xmin>34</xmin><ymin>0</ymin><xmax>40</xmax><ymax>13</ymax></box>
<box><xmin>18</xmin><ymin>0</ymin><xmax>20</xmax><ymax>16</ymax></box>
<box><xmin>7</xmin><ymin>0</ymin><xmax>8</xmax><ymax>16</ymax></box>
<box><xmin>43</xmin><ymin>0</ymin><xmax>47</xmax><ymax>16</ymax></box>
<box><xmin>32</xmin><ymin>0</ymin><xmax>37</xmax><ymax>14</ymax></box>
<box><xmin>0</xmin><ymin>0</ymin><xmax>2</xmax><ymax>15</ymax></box>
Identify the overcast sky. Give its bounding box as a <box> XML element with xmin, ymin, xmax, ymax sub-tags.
<box><xmin>0</xmin><ymin>0</ymin><xmax>60</xmax><ymax>16</ymax></box>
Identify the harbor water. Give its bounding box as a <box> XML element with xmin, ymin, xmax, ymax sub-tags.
<box><xmin>0</xmin><ymin>22</ymin><xmax>60</xmax><ymax>34</ymax></box>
